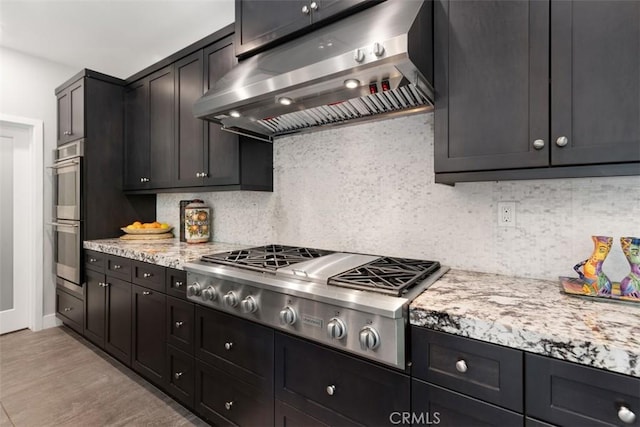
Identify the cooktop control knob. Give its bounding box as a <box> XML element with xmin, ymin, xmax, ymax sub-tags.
<box><xmin>240</xmin><ymin>296</ymin><xmax>258</xmax><ymax>313</ymax></box>
<box><xmin>279</xmin><ymin>306</ymin><xmax>297</xmax><ymax>325</ymax></box>
<box><xmin>187</xmin><ymin>282</ymin><xmax>202</xmax><ymax>297</ymax></box>
<box><xmin>327</xmin><ymin>317</ymin><xmax>347</xmax><ymax>340</ymax></box>
<box><xmin>202</xmin><ymin>286</ymin><xmax>216</xmax><ymax>301</ymax></box>
<box><xmin>359</xmin><ymin>326</ymin><xmax>380</xmax><ymax>350</ymax></box>
<box><xmin>223</xmin><ymin>291</ymin><xmax>238</xmax><ymax>308</ymax></box>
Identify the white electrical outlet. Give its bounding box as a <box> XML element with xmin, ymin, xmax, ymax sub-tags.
<box><xmin>498</xmin><ymin>202</ymin><xmax>516</xmax><ymax>227</ymax></box>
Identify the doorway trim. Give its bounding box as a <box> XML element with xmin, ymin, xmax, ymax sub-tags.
<box><xmin>0</xmin><ymin>114</ymin><xmax>44</xmax><ymax>332</ymax></box>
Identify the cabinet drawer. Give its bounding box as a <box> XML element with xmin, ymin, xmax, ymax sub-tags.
<box><xmin>195</xmin><ymin>358</ymin><xmax>273</xmax><ymax>427</ymax></box>
<box><xmin>411</xmin><ymin>327</ymin><xmax>523</xmax><ymax>412</ymax></box>
<box><xmin>526</xmin><ymin>353</ymin><xmax>640</xmax><ymax>426</ymax></box>
<box><xmin>85</xmin><ymin>250</ymin><xmax>106</xmax><ymax>273</ymax></box>
<box><xmin>412</xmin><ymin>379</ymin><xmax>523</xmax><ymax>427</ymax></box>
<box><xmin>166</xmin><ymin>268</ymin><xmax>187</xmax><ymax>299</ymax></box>
<box><xmin>106</xmin><ymin>255</ymin><xmax>132</xmax><ymax>281</ymax></box>
<box><xmin>166</xmin><ymin>345</ymin><xmax>195</xmax><ymax>409</ymax></box>
<box><xmin>132</xmin><ymin>260</ymin><xmax>165</xmax><ymax>292</ymax></box>
<box><xmin>195</xmin><ymin>306</ymin><xmax>274</xmax><ymax>392</ymax></box>
<box><xmin>56</xmin><ymin>288</ymin><xmax>83</xmax><ymax>334</ymax></box>
<box><xmin>167</xmin><ymin>296</ymin><xmax>195</xmax><ymax>354</ymax></box>
<box><xmin>276</xmin><ymin>333</ymin><xmax>410</xmax><ymax>426</ymax></box>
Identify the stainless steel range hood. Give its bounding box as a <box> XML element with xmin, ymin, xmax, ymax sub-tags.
<box><xmin>193</xmin><ymin>0</ymin><xmax>433</xmax><ymax>142</ymax></box>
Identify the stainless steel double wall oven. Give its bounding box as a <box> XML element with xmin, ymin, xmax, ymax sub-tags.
<box><xmin>49</xmin><ymin>139</ymin><xmax>84</xmax><ymax>293</ymax></box>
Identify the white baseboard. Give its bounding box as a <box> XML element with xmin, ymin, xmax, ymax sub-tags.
<box><xmin>42</xmin><ymin>313</ymin><xmax>62</xmax><ymax>329</ymax></box>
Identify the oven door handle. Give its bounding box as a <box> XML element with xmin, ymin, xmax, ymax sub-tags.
<box><xmin>47</xmin><ymin>222</ymin><xmax>80</xmax><ymax>229</ymax></box>
<box><xmin>46</xmin><ymin>158</ymin><xmax>80</xmax><ymax>169</ymax></box>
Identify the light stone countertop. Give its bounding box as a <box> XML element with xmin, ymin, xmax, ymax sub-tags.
<box><xmin>83</xmin><ymin>238</ymin><xmax>250</xmax><ymax>269</ymax></box>
<box><xmin>410</xmin><ymin>269</ymin><xmax>640</xmax><ymax>378</ymax></box>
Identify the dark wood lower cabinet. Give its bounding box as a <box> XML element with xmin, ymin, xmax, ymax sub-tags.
<box><xmin>84</xmin><ymin>269</ymin><xmax>106</xmax><ymax>347</ymax></box>
<box><xmin>167</xmin><ymin>296</ymin><xmax>195</xmax><ymax>354</ymax></box>
<box><xmin>104</xmin><ymin>277</ymin><xmax>132</xmax><ymax>367</ymax></box>
<box><xmin>195</xmin><ymin>358</ymin><xmax>274</xmax><ymax>426</ymax></box>
<box><xmin>412</xmin><ymin>379</ymin><xmax>523</xmax><ymax>427</ymax></box>
<box><xmin>55</xmin><ymin>288</ymin><xmax>83</xmax><ymax>334</ymax></box>
<box><xmin>166</xmin><ymin>345</ymin><xmax>195</xmax><ymax>409</ymax></box>
<box><xmin>275</xmin><ymin>332</ymin><xmax>410</xmax><ymax>426</ymax></box>
<box><xmin>132</xmin><ymin>284</ymin><xmax>166</xmax><ymax>388</ymax></box>
<box><xmin>275</xmin><ymin>400</ymin><xmax>328</xmax><ymax>427</ymax></box>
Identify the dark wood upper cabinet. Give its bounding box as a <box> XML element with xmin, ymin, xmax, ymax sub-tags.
<box><xmin>56</xmin><ymin>79</ymin><xmax>85</xmax><ymax>145</ymax></box>
<box><xmin>550</xmin><ymin>0</ymin><xmax>640</xmax><ymax>165</ymax></box>
<box><xmin>234</xmin><ymin>0</ymin><xmax>379</xmax><ymax>58</ymax></box>
<box><xmin>124</xmin><ymin>66</ymin><xmax>175</xmax><ymax>191</ymax></box>
<box><xmin>434</xmin><ymin>0</ymin><xmax>550</xmax><ymax>173</ymax></box>
<box><xmin>434</xmin><ymin>0</ymin><xmax>640</xmax><ymax>183</ymax></box>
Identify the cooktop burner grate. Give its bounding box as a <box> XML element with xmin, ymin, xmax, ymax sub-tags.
<box><xmin>201</xmin><ymin>244</ymin><xmax>334</xmax><ymax>273</ymax></box>
<box><xmin>328</xmin><ymin>257</ymin><xmax>441</xmax><ymax>296</ymax></box>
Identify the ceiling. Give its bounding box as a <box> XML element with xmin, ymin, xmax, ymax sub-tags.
<box><xmin>0</xmin><ymin>0</ymin><xmax>235</xmax><ymax>79</ymax></box>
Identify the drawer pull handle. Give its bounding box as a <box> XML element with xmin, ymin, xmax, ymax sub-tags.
<box><xmin>175</xmin><ymin>321</ymin><xmax>184</xmax><ymax>328</ymax></box>
<box><xmin>63</xmin><ymin>307</ymin><xmax>72</xmax><ymax>312</ymax></box>
<box><xmin>224</xmin><ymin>342</ymin><xmax>233</xmax><ymax>351</ymax></box>
<box><xmin>143</xmin><ymin>272</ymin><xmax>152</xmax><ymax>278</ymax></box>
<box><xmin>455</xmin><ymin>360</ymin><xmax>468</xmax><ymax>373</ymax></box>
<box><xmin>619</xmin><ymin>405</ymin><xmax>636</xmax><ymax>424</ymax></box>
<box><xmin>113</xmin><ymin>264</ymin><xmax>121</xmax><ymax>270</ymax></box>
<box><xmin>174</xmin><ymin>372</ymin><xmax>183</xmax><ymax>380</ymax></box>
<box><xmin>89</xmin><ymin>258</ymin><xmax>97</xmax><ymax>262</ymax></box>
<box><xmin>142</xmin><ymin>291</ymin><xmax>151</xmax><ymax>296</ymax></box>
<box><xmin>326</xmin><ymin>385</ymin><xmax>336</xmax><ymax>396</ymax></box>
<box><xmin>225</xmin><ymin>401</ymin><xmax>233</xmax><ymax>410</ymax></box>
<box><xmin>175</xmin><ymin>281</ymin><xmax>183</xmax><ymax>288</ymax></box>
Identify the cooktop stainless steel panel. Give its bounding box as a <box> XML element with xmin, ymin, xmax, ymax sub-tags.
<box><xmin>276</xmin><ymin>253</ymin><xmax>380</xmax><ymax>282</ymax></box>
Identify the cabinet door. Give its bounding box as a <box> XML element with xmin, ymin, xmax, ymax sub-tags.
<box><xmin>84</xmin><ymin>269</ymin><xmax>106</xmax><ymax>348</ymax></box>
<box><xmin>167</xmin><ymin>296</ymin><xmax>195</xmax><ymax>354</ymax></box>
<box><xmin>434</xmin><ymin>0</ymin><xmax>549</xmax><ymax>173</ymax></box>
<box><xmin>104</xmin><ymin>277</ymin><xmax>132</xmax><ymax>366</ymax></box>
<box><xmin>314</xmin><ymin>0</ymin><xmax>377</xmax><ymax>22</ymax></box>
<box><xmin>68</xmin><ymin>80</ymin><xmax>85</xmax><ymax>142</ymax></box>
<box><xmin>174</xmin><ymin>50</ymin><xmax>205</xmax><ymax>188</ymax></box>
<box><xmin>203</xmin><ymin>37</ymin><xmax>241</xmax><ymax>186</ymax></box>
<box><xmin>57</xmin><ymin>89</ymin><xmax>70</xmax><ymax>145</ymax></box>
<box><xmin>132</xmin><ymin>285</ymin><xmax>167</xmax><ymax>388</ymax></box>
<box><xmin>166</xmin><ymin>345</ymin><xmax>195</xmax><ymax>409</ymax></box>
<box><xmin>235</xmin><ymin>0</ymin><xmax>311</xmax><ymax>57</ymax></box>
<box><xmin>124</xmin><ymin>79</ymin><xmax>149</xmax><ymax>190</ymax></box>
<box><xmin>148</xmin><ymin>66</ymin><xmax>175</xmax><ymax>189</ymax></box>
<box><xmin>551</xmin><ymin>1</ymin><xmax>640</xmax><ymax>165</ymax></box>
<box><xmin>412</xmin><ymin>379</ymin><xmax>524</xmax><ymax>427</ymax></box>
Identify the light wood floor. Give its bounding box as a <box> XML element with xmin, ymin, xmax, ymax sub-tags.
<box><xmin>0</xmin><ymin>326</ymin><xmax>207</xmax><ymax>426</ymax></box>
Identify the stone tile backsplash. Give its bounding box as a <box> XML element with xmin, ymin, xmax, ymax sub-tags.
<box><xmin>157</xmin><ymin>113</ymin><xmax>639</xmax><ymax>281</ymax></box>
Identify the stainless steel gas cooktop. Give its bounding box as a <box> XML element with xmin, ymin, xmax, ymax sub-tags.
<box><xmin>184</xmin><ymin>244</ymin><xmax>448</xmax><ymax>369</ymax></box>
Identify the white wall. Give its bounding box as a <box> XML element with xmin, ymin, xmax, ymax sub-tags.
<box><xmin>0</xmin><ymin>47</ymin><xmax>77</xmax><ymax>316</ymax></box>
<box><xmin>158</xmin><ymin>113</ymin><xmax>640</xmax><ymax>283</ymax></box>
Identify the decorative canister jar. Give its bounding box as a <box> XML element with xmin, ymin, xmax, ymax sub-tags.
<box><xmin>184</xmin><ymin>201</ymin><xmax>211</xmax><ymax>243</ymax></box>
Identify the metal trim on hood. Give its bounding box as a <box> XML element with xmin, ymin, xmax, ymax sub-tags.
<box><xmin>194</xmin><ymin>0</ymin><xmax>434</xmax><ymax>142</ymax></box>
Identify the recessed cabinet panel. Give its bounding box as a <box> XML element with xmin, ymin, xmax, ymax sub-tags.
<box><xmin>434</xmin><ymin>0</ymin><xmax>549</xmax><ymax>173</ymax></box>
<box><xmin>124</xmin><ymin>80</ymin><xmax>149</xmax><ymax>190</ymax></box>
<box><xmin>148</xmin><ymin>67</ymin><xmax>175</xmax><ymax>189</ymax></box>
<box><xmin>551</xmin><ymin>0</ymin><xmax>640</xmax><ymax>165</ymax></box>
<box><xmin>84</xmin><ymin>269</ymin><xmax>106</xmax><ymax>348</ymax></box>
<box><xmin>57</xmin><ymin>91</ymin><xmax>70</xmax><ymax>144</ymax></box>
<box><xmin>104</xmin><ymin>277</ymin><xmax>132</xmax><ymax>366</ymax></box>
<box><xmin>69</xmin><ymin>82</ymin><xmax>85</xmax><ymax>142</ymax></box>
<box><xmin>132</xmin><ymin>284</ymin><xmax>167</xmax><ymax>388</ymax></box>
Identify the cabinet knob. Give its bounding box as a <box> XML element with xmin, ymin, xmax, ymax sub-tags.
<box><xmin>532</xmin><ymin>139</ymin><xmax>545</xmax><ymax>150</ymax></box>
<box><xmin>142</xmin><ymin>291</ymin><xmax>151</xmax><ymax>296</ymax></box>
<box><xmin>175</xmin><ymin>321</ymin><xmax>184</xmax><ymax>328</ymax></box>
<box><xmin>556</xmin><ymin>136</ymin><xmax>569</xmax><ymax>147</ymax></box>
<box><xmin>99</xmin><ymin>282</ymin><xmax>110</xmax><ymax>288</ymax></box>
<box><xmin>618</xmin><ymin>405</ymin><xmax>636</xmax><ymax>424</ymax></box>
<box><xmin>89</xmin><ymin>258</ymin><xmax>97</xmax><ymax>262</ymax></box>
<box><xmin>225</xmin><ymin>401</ymin><xmax>234</xmax><ymax>410</ymax></box>
<box><xmin>196</xmin><ymin>172</ymin><xmax>201</xmax><ymax>178</ymax></box>
<box><xmin>63</xmin><ymin>307</ymin><xmax>72</xmax><ymax>312</ymax></box>
<box><xmin>113</xmin><ymin>264</ymin><xmax>121</xmax><ymax>270</ymax></box>
<box><xmin>455</xmin><ymin>359</ymin><xmax>468</xmax><ymax>373</ymax></box>
<box><xmin>142</xmin><ymin>272</ymin><xmax>152</xmax><ymax>278</ymax></box>
<box><xmin>174</xmin><ymin>372</ymin><xmax>183</xmax><ymax>380</ymax></box>
<box><xmin>224</xmin><ymin>342</ymin><xmax>233</xmax><ymax>351</ymax></box>
<box><xmin>301</xmin><ymin>4</ymin><xmax>310</xmax><ymax>14</ymax></box>
<box><xmin>310</xmin><ymin>1</ymin><xmax>318</xmax><ymax>10</ymax></box>
<box><xmin>175</xmin><ymin>281</ymin><xmax>183</xmax><ymax>288</ymax></box>
<box><xmin>326</xmin><ymin>385</ymin><xmax>336</xmax><ymax>396</ymax></box>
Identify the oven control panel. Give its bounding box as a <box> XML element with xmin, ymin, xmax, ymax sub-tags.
<box><xmin>186</xmin><ymin>271</ymin><xmax>406</xmax><ymax>369</ymax></box>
